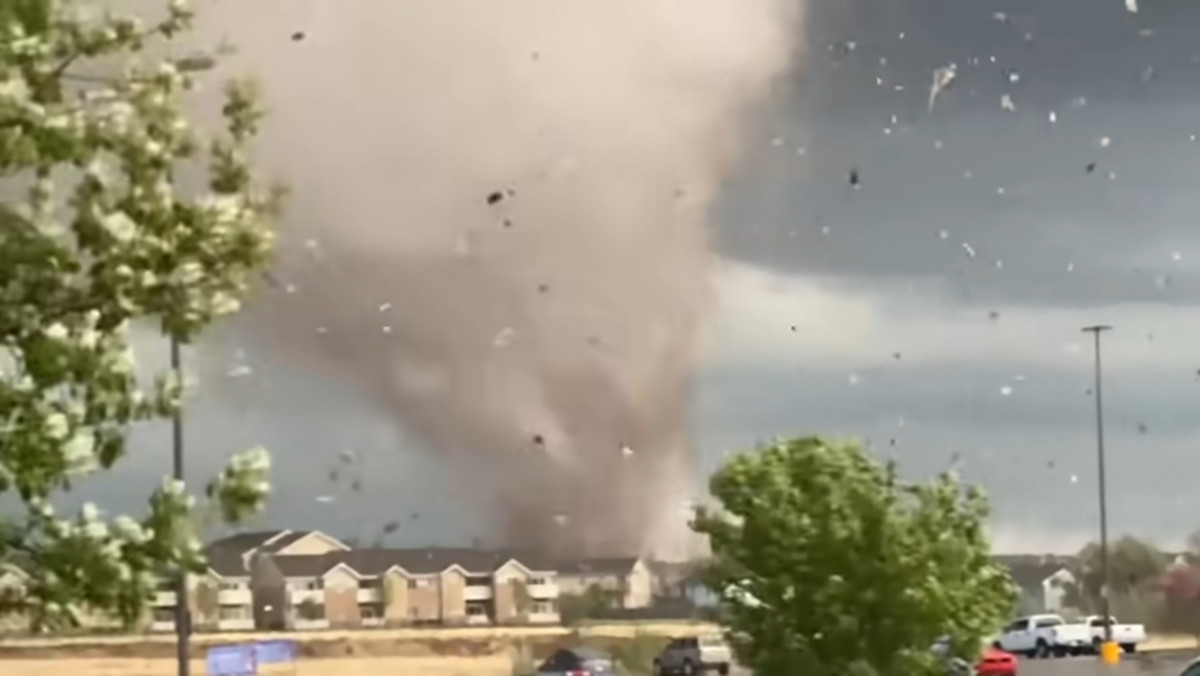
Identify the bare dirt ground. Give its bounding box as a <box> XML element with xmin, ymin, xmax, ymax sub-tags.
<box><xmin>0</xmin><ymin>622</ymin><xmax>712</xmax><ymax>676</ymax></box>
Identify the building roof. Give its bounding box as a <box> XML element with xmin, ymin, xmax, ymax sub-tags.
<box><xmin>204</xmin><ymin>530</ymin><xmax>311</xmax><ymax>576</ymax></box>
<box><xmin>992</xmin><ymin>554</ymin><xmax>1076</xmax><ymax>590</ymax></box>
<box><xmin>557</xmin><ymin>557</ymin><xmax>640</xmax><ymax>576</ymax></box>
<box><xmin>267</xmin><ymin>547</ymin><xmax>557</xmax><ymax>578</ymax></box>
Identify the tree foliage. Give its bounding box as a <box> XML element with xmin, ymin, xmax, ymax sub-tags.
<box><xmin>691</xmin><ymin>437</ymin><xmax>1015</xmax><ymax>676</ymax></box>
<box><xmin>1072</xmin><ymin>536</ymin><xmax>1167</xmax><ymax>613</ymax></box>
<box><xmin>0</xmin><ymin>0</ymin><xmax>277</xmax><ymax>630</ymax></box>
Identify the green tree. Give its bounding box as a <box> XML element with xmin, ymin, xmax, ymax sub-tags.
<box><xmin>691</xmin><ymin>437</ymin><xmax>1015</xmax><ymax>676</ymax></box>
<box><xmin>0</xmin><ymin>0</ymin><xmax>277</xmax><ymax>630</ymax></box>
<box><xmin>192</xmin><ymin>578</ymin><xmax>219</xmax><ymax>629</ymax></box>
<box><xmin>1072</xmin><ymin>536</ymin><xmax>1167</xmax><ymax>616</ymax></box>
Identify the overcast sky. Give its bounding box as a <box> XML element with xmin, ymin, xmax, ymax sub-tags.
<box><xmin>63</xmin><ymin>0</ymin><xmax>1200</xmax><ymax>555</ymax></box>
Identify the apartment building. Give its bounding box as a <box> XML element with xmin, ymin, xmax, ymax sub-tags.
<box><xmin>150</xmin><ymin>530</ymin><xmax>562</xmax><ymax>631</ymax></box>
<box><xmin>256</xmin><ymin>548</ymin><xmax>561</xmax><ymax>629</ymax></box>
<box><xmin>556</xmin><ymin>557</ymin><xmax>654</xmax><ymax>609</ymax></box>
<box><xmin>151</xmin><ymin>529</ymin><xmax>351</xmax><ymax>632</ymax></box>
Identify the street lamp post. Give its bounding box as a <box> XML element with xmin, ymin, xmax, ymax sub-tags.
<box><xmin>1082</xmin><ymin>324</ymin><xmax>1115</xmax><ymax>664</ymax></box>
<box><xmin>170</xmin><ymin>336</ymin><xmax>190</xmax><ymax>676</ymax></box>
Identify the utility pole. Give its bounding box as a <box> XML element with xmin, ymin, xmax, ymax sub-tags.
<box><xmin>1082</xmin><ymin>324</ymin><xmax>1115</xmax><ymax>664</ymax></box>
<box><xmin>171</xmin><ymin>336</ymin><xmax>190</xmax><ymax>676</ymax></box>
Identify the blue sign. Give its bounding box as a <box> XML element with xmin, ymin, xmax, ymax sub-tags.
<box><xmin>253</xmin><ymin>639</ymin><xmax>299</xmax><ymax>665</ymax></box>
<box><xmin>205</xmin><ymin>643</ymin><xmax>257</xmax><ymax>676</ymax></box>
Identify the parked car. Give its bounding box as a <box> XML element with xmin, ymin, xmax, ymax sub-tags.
<box><xmin>652</xmin><ymin>635</ymin><xmax>733</xmax><ymax>675</ymax></box>
<box><xmin>535</xmin><ymin>647</ymin><xmax>618</xmax><ymax>675</ymax></box>
<box><xmin>993</xmin><ymin>614</ymin><xmax>1091</xmax><ymax>658</ymax></box>
<box><xmin>933</xmin><ymin>637</ymin><xmax>1015</xmax><ymax>676</ymax></box>
<box><xmin>1080</xmin><ymin>615</ymin><xmax>1145</xmax><ymax>654</ymax></box>
<box><xmin>1178</xmin><ymin>656</ymin><xmax>1200</xmax><ymax>676</ymax></box>
<box><xmin>975</xmin><ymin>647</ymin><xmax>1017</xmax><ymax>676</ymax></box>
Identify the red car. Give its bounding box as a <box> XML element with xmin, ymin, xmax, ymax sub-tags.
<box><xmin>976</xmin><ymin>647</ymin><xmax>1017</xmax><ymax>676</ymax></box>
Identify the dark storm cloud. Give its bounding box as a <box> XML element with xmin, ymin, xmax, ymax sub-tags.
<box><xmin>720</xmin><ymin>0</ymin><xmax>1200</xmax><ymax>308</ymax></box>
<box><xmin>64</xmin><ymin>0</ymin><xmax>1200</xmax><ymax>555</ymax></box>
<box><xmin>693</xmin><ymin>358</ymin><xmax>1200</xmax><ymax>550</ymax></box>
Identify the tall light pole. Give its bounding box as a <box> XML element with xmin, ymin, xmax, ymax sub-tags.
<box><xmin>1082</xmin><ymin>324</ymin><xmax>1114</xmax><ymax>662</ymax></box>
<box><xmin>170</xmin><ymin>336</ymin><xmax>190</xmax><ymax>676</ymax></box>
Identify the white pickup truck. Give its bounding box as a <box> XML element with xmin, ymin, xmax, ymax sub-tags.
<box><xmin>994</xmin><ymin>614</ymin><xmax>1093</xmax><ymax>658</ymax></box>
<box><xmin>1081</xmin><ymin>615</ymin><xmax>1146</xmax><ymax>654</ymax></box>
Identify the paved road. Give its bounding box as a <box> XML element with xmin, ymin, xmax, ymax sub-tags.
<box><xmin>728</xmin><ymin>650</ymin><xmax>1197</xmax><ymax>675</ymax></box>
<box><xmin>999</xmin><ymin>651</ymin><xmax>1195</xmax><ymax>676</ymax></box>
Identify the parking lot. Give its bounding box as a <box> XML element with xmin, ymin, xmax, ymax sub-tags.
<box><xmin>1017</xmin><ymin>651</ymin><xmax>1195</xmax><ymax>676</ymax></box>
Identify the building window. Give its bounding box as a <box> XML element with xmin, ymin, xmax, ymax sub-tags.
<box><xmin>219</xmin><ymin>582</ymin><xmax>244</xmax><ymax>591</ymax></box>
<box><xmin>305</xmin><ymin>579</ymin><xmax>323</xmax><ymax>590</ymax></box>
<box><xmin>408</xmin><ymin>578</ymin><xmax>429</xmax><ymax>589</ymax></box>
<box><xmin>358</xmin><ymin>578</ymin><xmax>379</xmax><ymax>589</ymax></box>
<box><xmin>465</xmin><ymin>575</ymin><xmax>491</xmax><ymax>587</ymax></box>
<box><xmin>219</xmin><ymin>605</ymin><xmax>249</xmax><ymax>620</ymax></box>
<box><xmin>465</xmin><ymin>602</ymin><xmax>489</xmax><ymax>617</ymax></box>
<box><xmin>531</xmin><ymin>601</ymin><xmax>554</xmax><ymax>614</ymax></box>
<box><xmin>528</xmin><ymin>577</ymin><xmax>546</xmax><ymax>586</ymax></box>
<box><xmin>152</xmin><ymin>608</ymin><xmax>175</xmax><ymax>623</ymax></box>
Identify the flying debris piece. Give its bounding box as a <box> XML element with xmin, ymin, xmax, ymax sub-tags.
<box><xmin>1000</xmin><ymin>386</ymin><xmax>1013</xmax><ymax>396</ymax></box>
<box><xmin>892</xmin><ymin>352</ymin><xmax>902</xmax><ymax>361</ymax></box>
<box><xmin>1086</xmin><ymin>162</ymin><xmax>1097</xmax><ymax>173</ymax></box>
<box><xmin>351</xmin><ymin>480</ymin><xmax>362</xmax><ymax>492</ymax></box>
<box><xmin>486</xmin><ymin>188</ymin><xmax>516</xmax><ymax>205</ymax></box>
<box><xmin>291</xmin><ymin>31</ymin><xmax>306</xmax><ymax>41</ymax></box>
<box><xmin>382</xmin><ymin>521</ymin><xmax>400</xmax><ymax>535</ymax></box>
<box><xmin>492</xmin><ymin>327</ymin><xmax>516</xmax><ymax>347</ymax></box>
<box><xmin>532</xmin><ymin>434</ymin><xmax>545</xmax><ymax>446</ymax></box>
<box><xmin>1126</xmin><ymin>0</ymin><xmax>1138</xmax><ymax>13</ymax></box>
<box><xmin>929</xmin><ymin>64</ymin><xmax>957</xmax><ymax>111</ymax></box>
<box><xmin>848</xmin><ymin>168</ymin><xmax>860</xmax><ymax>188</ymax></box>
<box><xmin>1049</xmin><ymin>110</ymin><xmax>1058</xmax><ymax>123</ymax></box>
<box><xmin>553</xmin><ymin>514</ymin><xmax>569</xmax><ymax>526</ymax></box>
<box><xmin>621</xmin><ymin>444</ymin><xmax>635</xmax><ymax>457</ymax></box>
<box><xmin>1100</xmin><ymin>136</ymin><xmax>1113</xmax><ymax>148</ymax></box>
<box><xmin>992</xmin><ymin>11</ymin><xmax>1008</xmax><ymax>22</ymax></box>
<box><xmin>339</xmin><ymin>448</ymin><xmax>357</xmax><ymax>464</ymax></box>
<box><xmin>962</xmin><ymin>242</ymin><xmax>977</xmax><ymax>258</ymax></box>
<box><xmin>316</xmin><ymin>495</ymin><xmax>335</xmax><ymax>504</ymax></box>
<box><xmin>988</xmin><ymin>310</ymin><xmax>1000</xmax><ymax>321</ymax></box>
<box><xmin>226</xmin><ymin>364</ymin><xmax>252</xmax><ymax>378</ymax></box>
<box><xmin>1001</xmin><ymin>94</ymin><xmax>1015</xmax><ymax>111</ymax></box>
<box><xmin>1141</xmin><ymin>66</ymin><xmax>1156</xmax><ymax>84</ymax></box>
<box><xmin>1137</xmin><ymin>423</ymin><xmax>1148</xmax><ymax>434</ymax></box>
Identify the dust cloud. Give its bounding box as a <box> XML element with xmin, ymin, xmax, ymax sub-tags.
<box><xmin>187</xmin><ymin>0</ymin><xmax>804</xmax><ymax>558</ymax></box>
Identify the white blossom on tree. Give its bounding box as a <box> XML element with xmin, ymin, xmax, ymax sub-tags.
<box><xmin>0</xmin><ymin>0</ymin><xmax>278</xmax><ymax>630</ymax></box>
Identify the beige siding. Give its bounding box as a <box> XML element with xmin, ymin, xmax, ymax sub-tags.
<box><xmin>275</xmin><ymin>532</ymin><xmax>349</xmax><ymax>555</ymax></box>
<box><xmin>439</xmin><ymin>569</ymin><xmax>466</xmax><ymax>624</ymax></box>
<box><xmin>381</xmin><ymin>570</ymin><xmax>411</xmax><ymax>624</ymax></box>
<box><xmin>625</xmin><ymin>560</ymin><xmax>653</xmax><ymax>609</ymax></box>
<box><xmin>407</xmin><ymin>575</ymin><xmax>441</xmax><ymax>621</ymax></box>
<box><xmin>322</xmin><ymin>567</ymin><xmax>361</xmax><ymax>627</ymax></box>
